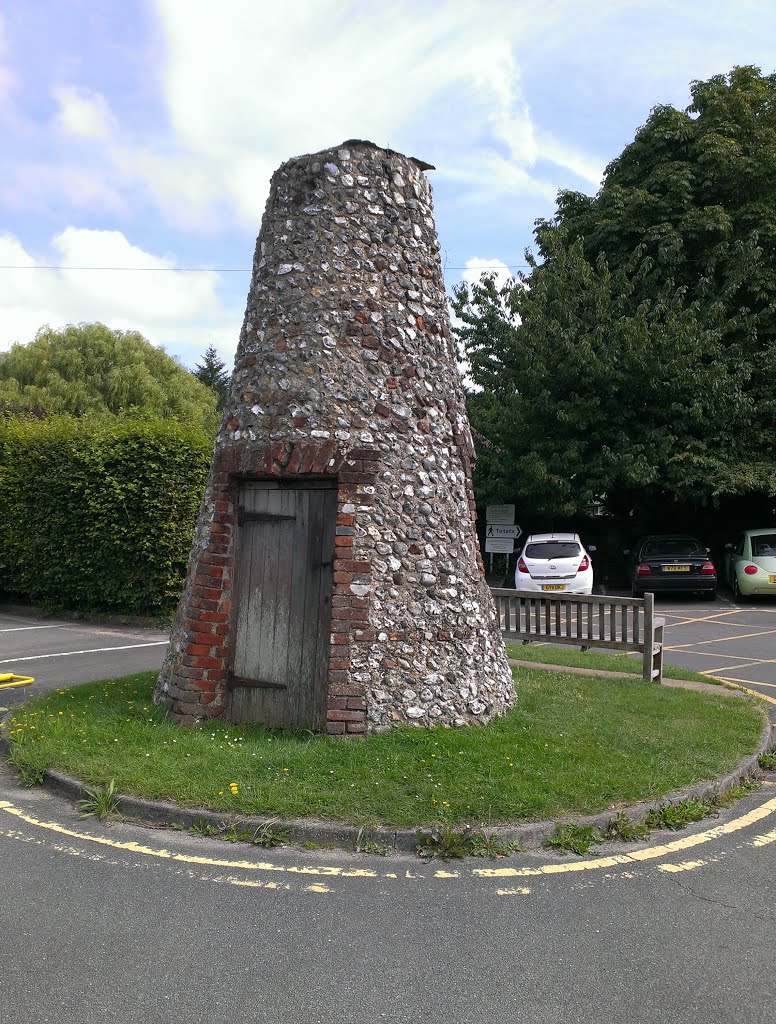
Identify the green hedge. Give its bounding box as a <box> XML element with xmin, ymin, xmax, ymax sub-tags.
<box><xmin>0</xmin><ymin>418</ymin><xmax>212</xmax><ymax>614</ymax></box>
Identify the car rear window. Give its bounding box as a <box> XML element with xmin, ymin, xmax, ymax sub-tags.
<box><xmin>752</xmin><ymin>534</ymin><xmax>776</xmax><ymax>556</ymax></box>
<box><xmin>642</xmin><ymin>538</ymin><xmax>705</xmax><ymax>558</ymax></box>
<box><xmin>525</xmin><ymin>542</ymin><xmax>581</xmax><ymax>559</ymax></box>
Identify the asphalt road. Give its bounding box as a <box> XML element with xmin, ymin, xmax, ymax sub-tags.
<box><xmin>0</xmin><ymin>610</ymin><xmax>169</xmax><ymax>710</ymax></box>
<box><xmin>1</xmin><ymin>600</ymin><xmax>775</xmax><ymax>1023</ymax></box>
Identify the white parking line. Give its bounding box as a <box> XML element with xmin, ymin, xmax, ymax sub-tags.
<box><xmin>0</xmin><ymin>641</ymin><xmax>169</xmax><ymax>665</ymax></box>
<box><xmin>0</xmin><ymin>624</ymin><xmax>71</xmax><ymax>633</ymax></box>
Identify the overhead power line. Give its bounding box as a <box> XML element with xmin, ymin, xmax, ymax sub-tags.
<box><xmin>0</xmin><ymin>263</ymin><xmax>530</xmax><ymax>272</ymax></box>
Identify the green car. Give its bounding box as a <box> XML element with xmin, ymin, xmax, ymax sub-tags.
<box><xmin>724</xmin><ymin>528</ymin><xmax>776</xmax><ymax>600</ymax></box>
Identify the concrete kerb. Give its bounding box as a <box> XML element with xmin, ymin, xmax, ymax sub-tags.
<box><xmin>2</xmin><ymin>705</ymin><xmax>774</xmax><ymax>856</ymax></box>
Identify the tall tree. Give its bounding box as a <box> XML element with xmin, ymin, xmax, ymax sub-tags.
<box><xmin>192</xmin><ymin>344</ymin><xmax>230</xmax><ymax>410</ymax></box>
<box><xmin>0</xmin><ymin>323</ymin><xmax>218</xmax><ymax>430</ymax></box>
<box><xmin>454</xmin><ymin>66</ymin><xmax>776</xmax><ymax>517</ymax></box>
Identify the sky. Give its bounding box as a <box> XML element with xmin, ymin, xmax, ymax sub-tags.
<box><xmin>1</xmin><ymin>0</ymin><xmax>775</xmax><ymax>371</ymax></box>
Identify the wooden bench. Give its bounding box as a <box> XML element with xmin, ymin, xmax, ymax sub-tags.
<box><xmin>491</xmin><ymin>589</ymin><xmax>665</xmax><ymax>683</ymax></box>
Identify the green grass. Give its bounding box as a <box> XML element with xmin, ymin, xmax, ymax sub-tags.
<box><xmin>3</xmin><ymin>669</ymin><xmax>763</xmax><ymax>828</ymax></box>
<box><xmin>506</xmin><ymin>642</ymin><xmax>714</xmax><ymax>682</ymax></box>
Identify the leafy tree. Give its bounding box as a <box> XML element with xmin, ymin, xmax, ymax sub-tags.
<box><xmin>0</xmin><ymin>323</ymin><xmax>218</xmax><ymax>430</ymax></box>
<box><xmin>192</xmin><ymin>343</ymin><xmax>230</xmax><ymax>410</ymax></box>
<box><xmin>454</xmin><ymin>66</ymin><xmax>776</xmax><ymax>518</ymax></box>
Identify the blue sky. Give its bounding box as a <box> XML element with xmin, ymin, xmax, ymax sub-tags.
<box><xmin>1</xmin><ymin>0</ymin><xmax>775</xmax><ymax>369</ymax></box>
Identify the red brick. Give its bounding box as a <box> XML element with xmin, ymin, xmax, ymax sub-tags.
<box><xmin>286</xmin><ymin>444</ymin><xmax>304</xmax><ymax>473</ymax></box>
<box><xmin>346</xmin><ymin>697</ymin><xmax>366</xmax><ymax>710</ymax></box>
<box><xmin>339</xmin><ymin>470</ymin><xmax>374</xmax><ymax>484</ymax></box>
<box><xmin>329</xmin><ymin>658</ymin><xmax>351</xmax><ymax>671</ymax></box>
<box><xmin>330</xmin><ymin>633</ymin><xmax>349</xmax><ymax>645</ymax></box>
<box><xmin>333</xmin><ymin>571</ymin><xmax>353</xmax><ymax>584</ymax></box>
<box><xmin>187</xmin><ymin>656</ymin><xmax>224</xmax><ymax>669</ymax></box>
<box><xmin>199</xmin><ymin>611</ymin><xmax>227</xmax><ymax>623</ymax></box>
<box><xmin>332</xmin><ymin>608</ymin><xmax>368</xmax><ymax>622</ymax></box>
<box><xmin>353</xmin><ymin>629</ymin><xmax>376</xmax><ymax>642</ymax></box>
<box><xmin>200</xmin><ymin>551</ymin><xmax>227</xmax><ymax>566</ymax></box>
<box><xmin>326</xmin><ymin>721</ymin><xmax>346</xmax><ymax>735</ymax></box>
<box><xmin>328</xmin><ymin>697</ymin><xmax>348</xmax><ymax>710</ymax></box>
<box><xmin>311</xmin><ymin>440</ymin><xmax>337</xmax><ymax>474</ymax></box>
<box><xmin>190</xmin><ymin>631</ymin><xmax>217</xmax><ymax>646</ymax></box>
<box><xmin>187</xmin><ymin>644</ymin><xmax>212</xmax><ymax>657</ymax></box>
<box><xmin>327</xmin><ymin>709</ymin><xmax>364</xmax><ymax>722</ymax></box>
<box><xmin>298</xmin><ymin>444</ymin><xmax>317</xmax><ymax>474</ymax></box>
<box><xmin>346</xmin><ymin>722</ymin><xmax>366</xmax><ymax>734</ymax></box>
<box><xmin>337</xmin><ymin>513</ymin><xmax>355</xmax><ymax>527</ymax></box>
<box><xmin>204</xmin><ymin>668</ymin><xmax>228</xmax><ymax>682</ymax></box>
<box><xmin>335</xmin><ymin>560</ymin><xmax>371</xmax><ymax>573</ymax></box>
<box><xmin>327</xmin><ymin>682</ymin><xmax>363</xmax><ymax>697</ymax></box>
<box><xmin>334</xmin><ymin>535</ymin><xmax>354</xmax><ymax>548</ymax></box>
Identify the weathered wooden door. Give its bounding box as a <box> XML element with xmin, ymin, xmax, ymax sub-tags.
<box><xmin>228</xmin><ymin>479</ymin><xmax>337</xmax><ymax>730</ymax></box>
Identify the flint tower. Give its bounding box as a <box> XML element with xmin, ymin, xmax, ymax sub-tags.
<box><xmin>154</xmin><ymin>141</ymin><xmax>516</xmax><ymax>733</ymax></box>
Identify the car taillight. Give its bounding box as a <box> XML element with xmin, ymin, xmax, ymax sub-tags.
<box><xmin>636</xmin><ymin>563</ymin><xmax>652</xmax><ymax>576</ymax></box>
<box><xmin>517</xmin><ymin>557</ymin><xmax>528</xmax><ymax>573</ymax></box>
<box><xmin>699</xmin><ymin>561</ymin><xmax>715</xmax><ymax>576</ymax></box>
<box><xmin>578</xmin><ymin>555</ymin><xmax>589</xmax><ymax>571</ymax></box>
<box><xmin>744</xmin><ymin>564</ymin><xmax>758</xmax><ymax>575</ymax></box>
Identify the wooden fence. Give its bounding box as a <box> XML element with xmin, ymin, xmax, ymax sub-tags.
<box><xmin>491</xmin><ymin>589</ymin><xmax>665</xmax><ymax>682</ymax></box>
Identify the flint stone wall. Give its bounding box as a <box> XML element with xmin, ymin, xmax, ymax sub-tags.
<box><xmin>155</xmin><ymin>140</ymin><xmax>516</xmax><ymax>732</ymax></box>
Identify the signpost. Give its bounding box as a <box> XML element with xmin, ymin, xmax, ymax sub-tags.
<box><xmin>484</xmin><ymin>506</ymin><xmax>522</xmax><ymax>575</ymax></box>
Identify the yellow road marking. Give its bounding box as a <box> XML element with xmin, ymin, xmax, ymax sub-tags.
<box><xmin>666</xmin><ymin>628</ymin><xmax>776</xmax><ymax>650</ymax></box>
<box><xmin>703</xmin><ymin>677</ymin><xmax>776</xmax><ymax>703</ymax></box>
<box><xmin>472</xmin><ymin>794</ymin><xmax>776</xmax><ymax>877</ymax></box>
<box><xmin>751</xmin><ymin>828</ymin><xmax>776</xmax><ymax>847</ymax></box>
<box><xmin>658</xmin><ymin>859</ymin><xmax>707</xmax><ymax>873</ymax></box>
<box><xmin>664</xmin><ymin>648</ymin><xmax>776</xmax><ymax>661</ymax></box>
<box><xmin>699</xmin><ymin>660</ymin><xmax>776</xmax><ymax>677</ymax></box>
<box><xmin>663</xmin><ymin>611</ymin><xmax>746</xmax><ymax>628</ymax></box>
<box><xmin>497</xmin><ymin>887</ymin><xmax>532</xmax><ymax>896</ymax></box>
<box><xmin>3</xmin><ymin>792</ymin><xmax>776</xmax><ymax>884</ymax></box>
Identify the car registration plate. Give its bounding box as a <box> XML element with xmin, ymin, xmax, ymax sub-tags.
<box><xmin>542</xmin><ymin>584</ymin><xmax>565</xmax><ymax>591</ymax></box>
<box><xmin>663</xmin><ymin>564</ymin><xmax>690</xmax><ymax>572</ymax></box>
<box><xmin>770</xmin><ymin>575</ymin><xmax>776</xmax><ymax>584</ymax></box>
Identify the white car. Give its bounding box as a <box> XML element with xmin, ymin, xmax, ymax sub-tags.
<box><xmin>514</xmin><ymin>532</ymin><xmax>594</xmax><ymax>595</ymax></box>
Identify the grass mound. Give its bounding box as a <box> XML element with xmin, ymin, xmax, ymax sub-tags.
<box><xmin>3</xmin><ymin>668</ymin><xmax>763</xmax><ymax>828</ymax></box>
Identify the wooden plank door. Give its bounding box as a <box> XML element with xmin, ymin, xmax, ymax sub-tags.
<box><xmin>228</xmin><ymin>480</ymin><xmax>337</xmax><ymax>730</ymax></box>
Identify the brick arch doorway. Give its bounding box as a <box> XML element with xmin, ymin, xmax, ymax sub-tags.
<box><xmin>226</xmin><ymin>477</ymin><xmax>337</xmax><ymax>730</ymax></box>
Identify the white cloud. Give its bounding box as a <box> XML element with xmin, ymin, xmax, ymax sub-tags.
<box><xmin>52</xmin><ymin>85</ymin><xmax>116</xmax><ymax>139</ymax></box>
<box><xmin>461</xmin><ymin>258</ymin><xmax>514</xmax><ymax>292</ymax></box>
<box><xmin>0</xmin><ymin>230</ymin><xmax>236</xmax><ymax>367</ymax></box>
<box><xmin>124</xmin><ymin>0</ymin><xmax>601</xmax><ymax>224</ymax></box>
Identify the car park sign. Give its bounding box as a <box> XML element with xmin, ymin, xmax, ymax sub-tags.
<box><xmin>485</xmin><ymin>506</ymin><xmax>521</xmax><ymax>554</ymax></box>
<box><xmin>486</xmin><ymin>524</ymin><xmax>521</xmax><ymax>539</ymax></box>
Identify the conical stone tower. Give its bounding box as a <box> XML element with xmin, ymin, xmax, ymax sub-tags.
<box><xmin>154</xmin><ymin>141</ymin><xmax>516</xmax><ymax>733</ymax></box>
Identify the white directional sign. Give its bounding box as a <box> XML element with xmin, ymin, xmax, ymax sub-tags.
<box><xmin>486</xmin><ymin>504</ymin><xmax>515</xmax><ymax>524</ymax></box>
<box><xmin>485</xmin><ymin>524</ymin><xmax>522</xmax><ymax>540</ymax></box>
<box><xmin>485</xmin><ymin>538</ymin><xmax>515</xmax><ymax>554</ymax></box>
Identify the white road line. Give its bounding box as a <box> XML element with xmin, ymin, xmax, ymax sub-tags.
<box><xmin>0</xmin><ymin>641</ymin><xmax>169</xmax><ymax>665</ymax></box>
<box><xmin>0</xmin><ymin>624</ymin><xmax>71</xmax><ymax>633</ymax></box>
